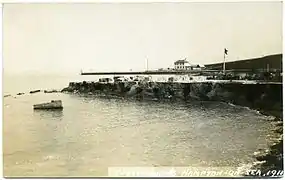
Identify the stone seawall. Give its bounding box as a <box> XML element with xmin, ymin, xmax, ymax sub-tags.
<box><xmin>62</xmin><ymin>81</ymin><xmax>282</xmax><ymax>118</ymax></box>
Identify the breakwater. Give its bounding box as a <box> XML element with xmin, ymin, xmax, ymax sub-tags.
<box><xmin>61</xmin><ymin>80</ymin><xmax>283</xmax><ymax>177</ymax></box>
<box><xmin>62</xmin><ymin>81</ymin><xmax>282</xmax><ymax>117</ymax></box>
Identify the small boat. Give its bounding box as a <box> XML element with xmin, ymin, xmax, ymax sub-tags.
<box><xmin>17</xmin><ymin>92</ymin><xmax>25</xmax><ymax>96</ymax></box>
<box><xmin>33</xmin><ymin>100</ymin><xmax>63</xmax><ymax>110</ymax></box>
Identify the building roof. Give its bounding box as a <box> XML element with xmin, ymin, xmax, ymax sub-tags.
<box><xmin>204</xmin><ymin>54</ymin><xmax>282</xmax><ymax>70</ymax></box>
<box><xmin>174</xmin><ymin>59</ymin><xmax>189</xmax><ymax>64</ymax></box>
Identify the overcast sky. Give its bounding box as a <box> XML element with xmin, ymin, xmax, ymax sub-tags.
<box><xmin>3</xmin><ymin>2</ymin><xmax>282</xmax><ymax>74</ymax></box>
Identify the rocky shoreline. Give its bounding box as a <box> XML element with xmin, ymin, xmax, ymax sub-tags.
<box><xmin>61</xmin><ymin>81</ymin><xmax>282</xmax><ymax>118</ymax></box>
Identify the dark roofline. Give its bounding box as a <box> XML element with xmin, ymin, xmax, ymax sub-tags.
<box><xmin>205</xmin><ymin>54</ymin><xmax>282</xmax><ymax>66</ymax></box>
<box><xmin>174</xmin><ymin>59</ymin><xmax>189</xmax><ymax>64</ymax></box>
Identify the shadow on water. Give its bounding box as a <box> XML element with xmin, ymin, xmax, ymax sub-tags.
<box><xmin>33</xmin><ymin>109</ymin><xmax>64</xmax><ymax>121</ymax></box>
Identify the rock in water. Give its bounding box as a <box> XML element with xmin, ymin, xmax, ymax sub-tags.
<box><xmin>30</xmin><ymin>90</ymin><xmax>41</xmax><ymax>94</ymax></box>
<box><xmin>126</xmin><ymin>84</ymin><xmax>139</xmax><ymax>96</ymax></box>
<box><xmin>44</xmin><ymin>90</ymin><xmax>59</xmax><ymax>93</ymax></box>
<box><xmin>33</xmin><ymin>100</ymin><xmax>63</xmax><ymax>110</ymax></box>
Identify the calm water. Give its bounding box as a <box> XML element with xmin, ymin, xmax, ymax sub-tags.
<box><xmin>3</xmin><ymin>74</ymin><xmax>278</xmax><ymax>177</ymax></box>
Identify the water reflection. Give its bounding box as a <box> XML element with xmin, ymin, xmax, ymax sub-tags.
<box><xmin>33</xmin><ymin>109</ymin><xmax>64</xmax><ymax>121</ymax></box>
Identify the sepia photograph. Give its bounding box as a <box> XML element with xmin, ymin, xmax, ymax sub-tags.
<box><xmin>3</xmin><ymin>1</ymin><xmax>283</xmax><ymax>178</ymax></box>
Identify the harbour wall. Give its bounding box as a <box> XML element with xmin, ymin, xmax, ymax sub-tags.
<box><xmin>62</xmin><ymin>81</ymin><xmax>282</xmax><ymax>118</ymax></box>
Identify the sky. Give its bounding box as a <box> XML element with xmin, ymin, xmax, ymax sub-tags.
<box><xmin>3</xmin><ymin>2</ymin><xmax>283</xmax><ymax>74</ymax></box>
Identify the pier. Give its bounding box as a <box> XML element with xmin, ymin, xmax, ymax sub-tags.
<box><xmin>80</xmin><ymin>69</ymin><xmax>256</xmax><ymax>76</ymax></box>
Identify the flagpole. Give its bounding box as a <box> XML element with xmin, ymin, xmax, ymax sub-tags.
<box><xmin>223</xmin><ymin>49</ymin><xmax>226</xmax><ymax>75</ymax></box>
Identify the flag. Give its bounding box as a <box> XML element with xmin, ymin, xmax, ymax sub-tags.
<box><xmin>224</xmin><ymin>48</ymin><xmax>228</xmax><ymax>55</ymax></box>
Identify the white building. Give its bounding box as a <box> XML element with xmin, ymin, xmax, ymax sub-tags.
<box><xmin>174</xmin><ymin>59</ymin><xmax>205</xmax><ymax>71</ymax></box>
<box><xmin>174</xmin><ymin>59</ymin><xmax>192</xmax><ymax>70</ymax></box>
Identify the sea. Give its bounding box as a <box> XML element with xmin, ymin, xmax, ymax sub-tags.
<box><xmin>3</xmin><ymin>73</ymin><xmax>279</xmax><ymax>177</ymax></box>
